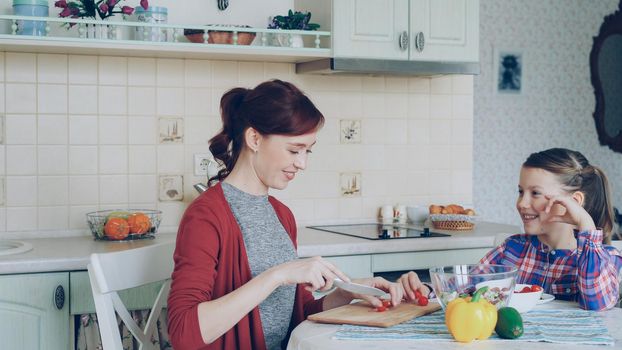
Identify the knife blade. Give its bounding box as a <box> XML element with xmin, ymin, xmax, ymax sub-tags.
<box><xmin>333</xmin><ymin>278</ymin><xmax>386</xmax><ymax>297</ymax></box>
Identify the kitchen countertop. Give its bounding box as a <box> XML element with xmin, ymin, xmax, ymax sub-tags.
<box><xmin>297</xmin><ymin>221</ymin><xmax>520</xmax><ymax>257</ymax></box>
<box><xmin>0</xmin><ymin>221</ymin><xmax>521</xmax><ymax>275</ymax></box>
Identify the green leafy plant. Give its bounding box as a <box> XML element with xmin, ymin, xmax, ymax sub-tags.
<box><xmin>268</xmin><ymin>10</ymin><xmax>320</xmax><ymax>30</ymax></box>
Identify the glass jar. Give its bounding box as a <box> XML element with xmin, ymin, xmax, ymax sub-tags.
<box><xmin>12</xmin><ymin>0</ymin><xmax>49</xmax><ymax>36</ymax></box>
<box><xmin>134</xmin><ymin>6</ymin><xmax>168</xmax><ymax>42</ymax></box>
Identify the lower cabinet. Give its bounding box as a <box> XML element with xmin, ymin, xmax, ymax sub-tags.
<box><xmin>323</xmin><ymin>247</ymin><xmax>489</xmax><ymax>281</ymax></box>
<box><xmin>371</xmin><ymin>247</ymin><xmax>490</xmax><ymax>272</ymax></box>
<box><xmin>0</xmin><ymin>247</ymin><xmax>494</xmax><ymax>347</ymax></box>
<box><xmin>0</xmin><ymin>272</ymin><xmax>70</xmax><ymax>350</ymax></box>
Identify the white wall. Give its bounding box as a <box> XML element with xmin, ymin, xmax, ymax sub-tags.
<box><xmin>474</xmin><ymin>0</ymin><xmax>622</xmax><ymax>226</ymax></box>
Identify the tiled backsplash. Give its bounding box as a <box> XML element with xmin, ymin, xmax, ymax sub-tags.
<box><xmin>0</xmin><ymin>52</ymin><xmax>473</xmax><ymax>237</ymax></box>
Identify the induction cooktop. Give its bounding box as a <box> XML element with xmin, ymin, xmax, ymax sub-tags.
<box><xmin>307</xmin><ymin>224</ymin><xmax>450</xmax><ymax>240</ymax></box>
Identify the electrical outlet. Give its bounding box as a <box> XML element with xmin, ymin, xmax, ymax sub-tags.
<box><xmin>194</xmin><ymin>154</ymin><xmax>213</xmax><ymax>176</ymax></box>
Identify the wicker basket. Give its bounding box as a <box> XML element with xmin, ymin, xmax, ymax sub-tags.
<box><xmin>430</xmin><ymin>214</ymin><xmax>476</xmax><ymax>231</ymax></box>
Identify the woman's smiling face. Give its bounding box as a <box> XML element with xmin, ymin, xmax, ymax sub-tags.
<box><xmin>516</xmin><ymin>166</ymin><xmax>567</xmax><ymax>234</ymax></box>
<box><xmin>253</xmin><ymin>131</ymin><xmax>317</xmax><ymax>191</ymax></box>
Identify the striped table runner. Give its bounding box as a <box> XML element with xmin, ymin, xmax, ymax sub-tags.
<box><xmin>335</xmin><ymin>309</ymin><xmax>614</xmax><ymax>346</ymax></box>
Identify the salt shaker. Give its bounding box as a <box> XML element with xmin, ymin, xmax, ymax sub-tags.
<box><xmin>395</xmin><ymin>204</ymin><xmax>407</xmax><ymax>224</ymax></box>
<box><xmin>380</xmin><ymin>205</ymin><xmax>394</xmax><ymax>224</ymax></box>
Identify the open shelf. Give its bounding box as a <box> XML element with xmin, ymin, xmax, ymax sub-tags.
<box><xmin>0</xmin><ymin>15</ymin><xmax>331</xmax><ymax>62</ymax></box>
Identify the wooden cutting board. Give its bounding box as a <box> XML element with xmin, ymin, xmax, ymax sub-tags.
<box><xmin>308</xmin><ymin>301</ymin><xmax>441</xmax><ymax>328</ymax></box>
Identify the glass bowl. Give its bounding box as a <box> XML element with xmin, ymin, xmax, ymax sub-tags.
<box><xmin>86</xmin><ymin>209</ymin><xmax>162</xmax><ymax>241</ymax></box>
<box><xmin>430</xmin><ymin>264</ymin><xmax>518</xmax><ymax>310</ymax></box>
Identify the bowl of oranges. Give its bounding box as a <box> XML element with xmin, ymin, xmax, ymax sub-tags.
<box><xmin>86</xmin><ymin>209</ymin><xmax>162</xmax><ymax>241</ymax></box>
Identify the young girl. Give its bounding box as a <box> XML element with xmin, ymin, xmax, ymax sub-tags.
<box><xmin>399</xmin><ymin>148</ymin><xmax>621</xmax><ymax>311</ymax></box>
<box><xmin>167</xmin><ymin>80</ymin><xmax>403</xmax><ymax>350</ymax></box>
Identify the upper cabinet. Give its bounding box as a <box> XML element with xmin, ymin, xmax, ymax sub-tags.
<box><xmin>331</xmin><ymin>0</ymin><xmax>479</xmax><ymax>62</ymax></box>
<box><xmin>332</xmin><ymin>0</ymin><xmax>409</xmax><ymax>60</ymax></box>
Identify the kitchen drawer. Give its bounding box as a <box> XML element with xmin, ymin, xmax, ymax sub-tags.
<box><xmin>70</xmin><ymin>271</ymin><xmax>167</xmax><ymax>315</ymax></box>
<box><xmin>371</xmin><ymin>248</ymin><xmax>490</xmax><ymax>272</ymax></box>
<box><xmin>324</xmin><ymin>255</ymin><xmax>373</xmax><ymax>279</ymax></box>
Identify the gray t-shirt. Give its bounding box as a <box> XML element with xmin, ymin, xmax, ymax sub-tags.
<box><xmin>222</xmin><ymin>182</ymin><xmax>297</xmax><ymax>350</ymax></box>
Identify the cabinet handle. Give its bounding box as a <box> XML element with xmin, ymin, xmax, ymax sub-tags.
<box><xmin>54</xmin><ymin>285</ymin><xmax>65</xmax><ymax>310</ymax></box>
<box><xmin>398</xmin><ymin>30</ymin><xmax>409</xmax><ymax>51</ymax></box>
<box><xmin>414</xmin><ymin>31</ymin><xmax>425</xmax><ymax>52</ymax></box>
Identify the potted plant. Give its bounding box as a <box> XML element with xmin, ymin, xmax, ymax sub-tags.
<box><xmin>55</xmin><ymin>0</ymin><xmax>148</xmax><ymax>39</ymax></box>
<box><xmin>267</xmin><ymin>9</ymin><xmax>320</xmax><ymax>48</ymax></box>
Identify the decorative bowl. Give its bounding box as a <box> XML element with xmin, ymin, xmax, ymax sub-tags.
<box><xmin>430</xmin><ymin>264</ymin><xmax>518</xmax><ymax>310</ymax></box>
<box><xmin>86</xmin><ymin>209</ymin><xmax>162</xmax><ymax>241</ymax></box>
<box><xmin>406</xmin><ymin>205</ymin><xmax>428</xmax><ymax>224</ymax></box>
<box><xmin>508</xmin><ymin>283</ymin><xmax>544</xmax><ymax>313</ymax></box>
<box><xmin>184</xmin><ymin>25</ymin><xmax>256</xmax><ymax>45</ymax></box>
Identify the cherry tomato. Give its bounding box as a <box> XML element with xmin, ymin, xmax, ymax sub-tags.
<box><xmin>520</xmin><ymin>286</ymin><xmax>532</xmax><ymax>293</ymax></box>
<box><xmin>417</xmin><ymin>296</ymin><xmax>429</xmax><ymax>306</ymax></box>
<box><xmin>375</xmin><ymin>305</ymin><xmax>387</xmax><ymax>312</ymax></box>
<box><xmin>414</xmin><ymin>289</ymin><xmax>422</xmax><ymax>298</ymax></box>
<box><xmin>381</xmin><ymin>299</ymin><xmax>392</xmax><ymax>308</ymax></box>
<box><xmin>530</xmin><ymin>285</ymin><xmax>543</xmax><ymax>292</ymax></box>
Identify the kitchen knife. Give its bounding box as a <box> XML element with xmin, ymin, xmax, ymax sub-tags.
<box><xmin>333</xmin><ymin>278</ymin><xmax>386</xmax><ymax>297</ymax></box>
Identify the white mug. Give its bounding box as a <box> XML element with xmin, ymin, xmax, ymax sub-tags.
<box><xmin>395</xmin><ymin>204</ymin><xmax>407</xmax><ymax>224</ymax></box>
<box><xmin>380</xmin><ymin>205</ymin><xmax>394</xmax><ymax>223</ymax></box>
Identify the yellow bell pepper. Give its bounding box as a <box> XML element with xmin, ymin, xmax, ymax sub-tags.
<box><xmin>445</xmin><ymin>286</ymin><xmax>498</xmax><ymax>343</ymax></box>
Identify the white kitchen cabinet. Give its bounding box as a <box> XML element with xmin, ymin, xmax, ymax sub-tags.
<box><xmin>331</xmin><ymin>0</ymin><xmax>478</xmax><ymax>62</ymax></box>
<box><xmin>371</xmin><ymin>247</ymin><xmax>489</xmax><ymax>272</ymax></box>
<box><xmin>324</xmin><ymin>255</ymin><xmax>373</xmax><ymax>279</ymax></box>
<box><xmin>409</xmin><ymin>0</ymin><xmax>479</xmax><ymax>62</ymax></box>
<box><xmin>0</xmin><ymin>272</ymin><xmax>69</xmax><ymax>350</ymax></box>
<box><xmin>332</xmin><ymin>0</ymin><xmax>410</xmax><ymax>60</ymax></box>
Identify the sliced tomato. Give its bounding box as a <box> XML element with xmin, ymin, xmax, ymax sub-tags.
<box><xmin>381</xmin><ymin>299</ymin><xmax>392</xmax><ymax>308</ymax></box>
<box><xmin>530</xmin><ymin>285</ymin><xmax>543</xmax><ymax>292</ymax></box>
<box><xmin>520</xmin><ymin>286</ymin><xmax>532</xmax><ymax>293</ymax></box>
<box><xmin>375</xmin><ymin>305</ymin><xmax>387</xmax><ymax>312</ymax></box>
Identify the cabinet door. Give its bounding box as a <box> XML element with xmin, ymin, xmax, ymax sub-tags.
<box><xmin>333</xmin><ymin>0</ymin><xmax>409</xmax><ymax>59</ymax></box>
<box><xmin>410</xmin><ymin>0</ymin><xmax>479</xmax><ymax>62</ymax></box>
<box><xmin>0</xmin><ymin>272</ymin><xmax>69</xmax><ymax>350</ymax></box>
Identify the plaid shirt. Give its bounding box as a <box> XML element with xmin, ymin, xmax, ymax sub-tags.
<box><xmin>480</xmin><ymin>230</ymin><xmax>622</xmax><ymax>311</ymax></box>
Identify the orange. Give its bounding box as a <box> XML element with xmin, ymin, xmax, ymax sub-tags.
<box><xmin>104</xmin><ymin>217</ymin><xmax>130</xmax><ymax>240</ymax></box>
<box><xmin>127</xmin><ymin>213</ymin><xmax>151</xmax><ymax>234</ymax></box>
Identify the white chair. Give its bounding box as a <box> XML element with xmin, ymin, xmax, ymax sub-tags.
<box><xmin>87</xmin><ymin>242</ymin><xmax>175</xmax><ymax>350</ymax></box>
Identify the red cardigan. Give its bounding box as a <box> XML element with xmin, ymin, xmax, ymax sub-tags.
<box><xmin>167</xmin><ymin>183</ymin><xmax>324</xmax><ymax>350</ymax></box>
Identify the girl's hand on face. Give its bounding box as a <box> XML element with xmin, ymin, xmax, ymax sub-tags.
<box><xmin>346</xmin><ymin>277</ymin><xmax>404</xmax><ymax>308</ymax></box>
<box><xmin>272</xmin><ymin>256</ymin><xmax>350</xmax><ymax>293</ymax></box>
<box><xmin>397</xmin><ymin>271</ymin><xmax>430</xmax><ymax>302</ymax></box>
<box><xmin>543</xmin><ymin>195</ymin><xmax>596</xmax><ymax>232</ymax></box>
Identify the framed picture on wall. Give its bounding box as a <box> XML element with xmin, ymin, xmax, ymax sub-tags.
<box><xmin>493</xmin><ymin>48</ymin><xmax>525</xmax><ymax>95</ymax></box>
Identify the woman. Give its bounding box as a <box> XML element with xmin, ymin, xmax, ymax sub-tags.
<box><xmin>398</xmin><ymin>148</ymin><xmax>621</xmax><ymax>310</ymax></box>
<box><xmin>167</xmin><ymin>80</ymin><xmax>403</xmax><ymax>350</ymax></box>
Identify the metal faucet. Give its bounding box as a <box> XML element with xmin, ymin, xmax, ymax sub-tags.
<box><xmin>193</xmin><ymin>183</ymin><xmax>208</xmax><ymax>194</ymax></box>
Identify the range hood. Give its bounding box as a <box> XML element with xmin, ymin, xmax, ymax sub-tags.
<box><xmin>296</xmin><ymin>58</ymin><xmax>480</xmax><ymax>76</ymax></box>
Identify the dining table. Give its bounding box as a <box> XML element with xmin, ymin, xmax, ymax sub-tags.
<box><xmin>287</xmin><ymin>300</ymin><xmax>622</xmax><ymax>350</ymax></box>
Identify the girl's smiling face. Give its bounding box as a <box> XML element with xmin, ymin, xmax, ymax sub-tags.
<box><xmin>516</xmin><ymin>166</ymin><xmax>567</xmax><ymax>235</ymax></box>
